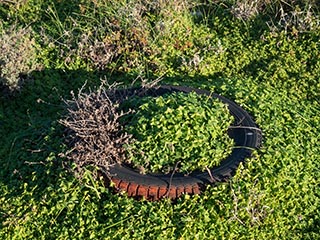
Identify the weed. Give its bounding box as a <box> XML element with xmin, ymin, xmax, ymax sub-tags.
<box><xmin>0</xmin><ymin>25</ymin><xmax>41</xmax><ymax>91</ymax></box>
<box><xmin>122</xmin><ymin>92</ymin><xmax>234</xmax><ymax>174</ymax></box>
<box><xmin>231</xmin><ymin>0</ymin><xmax>263</xmax><ymax>20</ymax></box>
<box><xmin>229</xmin><ymin>0</ymin><xmax>320</xmax><ymax>33</ymax></box>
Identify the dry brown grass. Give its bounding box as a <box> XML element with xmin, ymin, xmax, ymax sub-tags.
<box><xmin>230</xmin><ymin>0</ymin><xmax>319</xmax><ymax>32</ymax></box>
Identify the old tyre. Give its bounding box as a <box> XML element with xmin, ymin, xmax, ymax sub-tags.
<box><xmin>104</xmin><ymin>85</ymin><xmax>262</xmax><ymax>201</ymax></box>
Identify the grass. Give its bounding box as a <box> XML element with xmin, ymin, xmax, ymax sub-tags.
<box><xmin>0</xmin><ymin>0</ymin><xmax>319</xmax><ymax>239</ymax></box>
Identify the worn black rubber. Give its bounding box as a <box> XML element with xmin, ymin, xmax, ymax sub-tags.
<box><xmin>105</xmin><ymin>85</ymin><xmax>262</xmax><ymax>200</ymax></box>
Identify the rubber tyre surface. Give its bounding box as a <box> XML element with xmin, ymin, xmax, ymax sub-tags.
<box><xmin>105</xmin><ymin>85</ymin><xmax>262</xmax><ymax>201</ymax></box>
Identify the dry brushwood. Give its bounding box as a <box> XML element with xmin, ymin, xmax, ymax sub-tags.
<box><xmin>59</xmin><ymin>83</ymin><xmax>132</xmax><ymax>178</ymax></box>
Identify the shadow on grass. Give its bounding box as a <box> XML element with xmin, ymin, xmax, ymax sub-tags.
<box><xmin>0</xmin><ymin>65</ymin><xmax>236</xmax><ymax>203</ymax></box>
<box><xmin>0</xmin><ymin>67</ymin><xmax>244</xmax><ymax>236</ymax></box>
<box><xmin>0</xmin><ymin>68</ymin><xmax>111</xmax><ymax>200</ymax></box>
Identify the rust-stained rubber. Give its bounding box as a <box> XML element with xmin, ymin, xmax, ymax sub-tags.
<box><xmin>103</xmin><ymin>85</ymin><xmax>262</xmax><ymax>201</ymax></box>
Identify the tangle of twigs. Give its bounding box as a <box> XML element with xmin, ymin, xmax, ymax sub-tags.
<box><xmin>59</xmin><ymin>79</ymin><xmax>161</xmax><ymax>178</ymax></box>
<box><xmin>59</xmin><ymin>82</ymin><xmax>133</xmax><ymax>177</ymax></box>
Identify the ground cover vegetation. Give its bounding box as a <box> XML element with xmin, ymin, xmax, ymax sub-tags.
<box><xmin>122</xmin><ymin>92</ymin><xmax>234</xmax><ymax>174</ymax></box>
<box><xmin>0</xmin><ymin>0</ymin><xmax>319</xmax><ymax>239</ymax></box>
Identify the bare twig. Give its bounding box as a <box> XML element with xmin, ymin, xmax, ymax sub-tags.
<box><xmin>165</xmin><ymin>161</ymin><xmax>181</xmax><ymax>198</ymax></box>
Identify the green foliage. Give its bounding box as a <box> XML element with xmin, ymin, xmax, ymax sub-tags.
<box><xmin>123</xmin><ymin>92</ymin><xmax>234</xmax><ymax>174</ymax></box>
<box><xmin>0</xmin><ymin>0</ymin><xmax>320</xmax><ymax>239</ymax></box>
